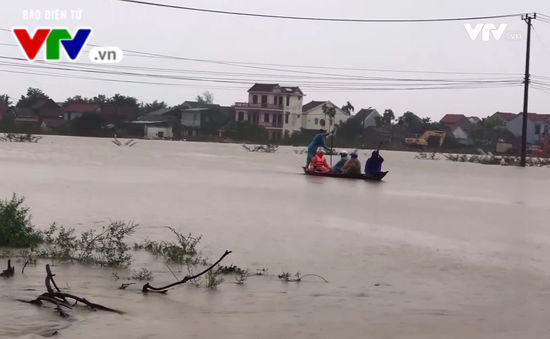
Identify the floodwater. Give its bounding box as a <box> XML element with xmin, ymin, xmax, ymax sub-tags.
<box><xmin>1</xmin><ymin>136</ymin><xmax>550</xmax><ymax>339</ymax></box>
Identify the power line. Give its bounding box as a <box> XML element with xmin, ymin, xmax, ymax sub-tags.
<box><xmin>113</xmin><ymin>0</ymin><xmax>526</xmax><ymax>23</ymax></box>
<box><xmin>0</xmin><ymin>28</ymin><xmax>524</xmax><ymax>77</ymax></box>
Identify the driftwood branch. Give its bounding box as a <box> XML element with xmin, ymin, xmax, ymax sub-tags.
<box><xmin>0</xmin><ymin>259</ymin><xmax>14</xmax><ymax>277</ymax></box>
<box><xmin>24</xmin><ymin>265</ymin><xmax>124</xmax><ymax>317</ymax></box>
<box><xmin>142</xmin><ymin>250</ymin><xmax>232</xmax><ymax>293</ymax></box>
<box><xmin>41</xmin><ymin>292</ymin><xmax>124</xmax><ymax>314</ymax></box>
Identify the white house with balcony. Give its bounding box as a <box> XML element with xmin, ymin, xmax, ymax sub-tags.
<box><xmin>301</xmin><ymin>100</ymin><xmax>350</xmax><ymax>132</ymax></box>
<box><xmin>234</xmin><ymin>83</ymin><xmax>304</xmax><ymax>139</ymax></box>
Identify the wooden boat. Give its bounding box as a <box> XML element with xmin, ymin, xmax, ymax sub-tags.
<box><xmin>302</xmin><ymin>167</ymin><xmax>388</xmax><ymax>181</ymax></box>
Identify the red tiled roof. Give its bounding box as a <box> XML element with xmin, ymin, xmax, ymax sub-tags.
<box><xmin>440</xmin><ymin>114</ymin><xmax>467</xmax><ymax>124</ymax></box>
<box><xmin>31</xmin><ymin>98</ymin><xmax>52</xmax><ymax>110</ymax></box>
<box><xmin>492</xmin><ymin>112</ymin><xmax>516</xmax><ymax>122</ymax></box>
<box><xmin>527</xmin><ymin>113</ymin><xmax>550</xmax><ymax>122</ymax></box>
<box><xmin>64</xmin><ymin>103</ymin><xmax>100</xmax><ymax>113</ymax></box>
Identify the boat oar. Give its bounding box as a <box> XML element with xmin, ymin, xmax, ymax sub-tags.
<box><xmin>330</xmin><ymin>131</ymin><xmax>335</xmax><ymax>167</ymax></box>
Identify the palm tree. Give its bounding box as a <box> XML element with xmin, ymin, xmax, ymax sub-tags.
<box><xmin>322</xmin><ymin>103</ymin><xmax>337</xmax><ymax>132</ymax></box>
<box><xmin>341</xmin><ymin>101</ymin><xmax>355</xmax><ymax>115</ymax></box>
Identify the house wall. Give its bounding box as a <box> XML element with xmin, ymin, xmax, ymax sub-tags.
<box><xmin>364</xmin><ymin>110</ymin><xmax>381</xmax><ymax>128</ymax></box>
<box><xmin>181</xmin><ymin>112</ymin><xmax>201</xmax><ymax>128</ymax></box>
<box><xmin>507</xmin><ymin>115</ymin><xmax>536</xmax><ymax>143</ymax></box>
<box><xmin>302</xmin><ymin>102</ymin><xmax>349</xmax><ymax>132</ymax></box>
<box><xmin>453</xmin><ymin>127</ymin><xmax>468</xmax><ymax>139</ymax></box>
<box><xmin>145</xmin><ymin>125</ymin><xmax>173</xmax><ymax>139</ymax></box>
<box><xmin>65</xmin><ymin>112</ymin><xmax>83</xmax><ymax>120</ymax></box>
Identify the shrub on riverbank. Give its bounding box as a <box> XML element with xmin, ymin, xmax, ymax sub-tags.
<box><xmin>0</xmin><ymin>194</ymin><xmax>43</xmax><ymax>247</ymax></box>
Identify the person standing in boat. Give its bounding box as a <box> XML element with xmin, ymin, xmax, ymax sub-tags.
<box><xmin>332</xmin><ymin>151</ymin><xmax>350</xmax><ymax>174</ymax></box>
<box><xmin>309</xmin><ymin>149</ymin><xmax>332</xmax><ymax>173</ymax></box>
<box><xmin>305</xmin><ymin>129</ymin><xmax>333</xmax><ymax>168</ymax></box>
<box><xmin>343</xmin><ymin>151</ymin><xmax>361</xmax><ymax>174</ymax></box>
<box><xmin>365</xmin><ymin>151</ymin><xmax>384</xmax><ymax>174</ymax></box>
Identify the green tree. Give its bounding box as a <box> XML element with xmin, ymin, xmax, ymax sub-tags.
<box><xmin>334</xmin><ymin>117</ymin><xmax>363</xmax><ymax>142</ymax></box>
<box><xmin>110</xmin><ymin>94</ymin><xmax>138</xmax><ymax>106</ymax></box>
<box><xmin>70</xmin><ymin>113</ymin><xmax>106</xmax><ymax>136</ymax></box>
<box><xmin>143</xmin><ymin>100</ymin><xmax>168</xmax><ymax>114</ymax></box>
<box><xmin>322</xmin><ymin>103</ymin><xmax>337</xmax><ymax>131</ymax></box>
<box><xmin>0</xmin><ymin>94</ymin><xmax>12</xmax><ymax>107</ymax></box>
<box><xmin>16</xmin><ymin>87</ymin><xmax>49</xmax><ymax>107</ymax></box>
<box><xmin>64</xmin><ymin>95</ymin><xmax>90</xmax><ymax>106</ymax></box>
<box><xmin>196</xmin><ymin>91</ymin><xmax>214</xmax><ymax>104</ymax></box>
<box><xmin>90</xmin><ymin>94</ymin><xmax>108</xmax><ymax>104</ymax></box>
<box><xmin>470</xmin><ymin>116</ymin><xmax>507</xmax><ymax>146</ymax></box>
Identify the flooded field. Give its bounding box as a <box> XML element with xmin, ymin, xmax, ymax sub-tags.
<box><xmin>1</xmin><ymin>136</ymin><xmax>550</xmax><ymax>339</ymax></box>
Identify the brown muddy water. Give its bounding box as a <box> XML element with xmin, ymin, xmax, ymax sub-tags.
<box><xmin>1</xmin><ymin>136</ymin><xmax>550</xmax><ymax>339</ymax></box>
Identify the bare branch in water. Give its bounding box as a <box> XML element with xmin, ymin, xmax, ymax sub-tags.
<box><xmin>142</xmin><ymin>250</ymin><xmax>232</xmax><ymax>293</ymax></box>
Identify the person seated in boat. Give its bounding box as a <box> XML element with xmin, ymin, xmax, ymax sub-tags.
<box><xmin>309</xmin><ymin>149</ymin><xmax>331</xmax><ymax>173</ymax></box>
<box><xmin>365</xmin><ymin>151</ymin><xmax>384</xmax><ymax>174</ymax></box>
<box><xmin>343</xmin><ymin>151</ymin><xmax>361</xmax><ymax>175</ymax></box>
<box><xmin>332</xmin><ymin>151</ymin><xmax>350</xmax><ymax>174</ymax></box>
<box><xmin>305</xmin><ymin>129</ymin><xmax>333</xmax><ymax>168</ymax></box>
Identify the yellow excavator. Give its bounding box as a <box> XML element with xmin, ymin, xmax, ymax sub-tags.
<box><xmin>405</xmin><ymin>130</ymin><xmax>446</xmax><ymax>149</ymax></box>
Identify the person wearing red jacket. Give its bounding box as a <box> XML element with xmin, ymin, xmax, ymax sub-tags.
<box><xmin>308</xmin><ymin>149</ymin><xmax>331</xmax><ymax>173</ymax></box>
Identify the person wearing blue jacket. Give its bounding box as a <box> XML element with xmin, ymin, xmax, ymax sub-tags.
<box><xmin>305</xmin><ymin>129</ymin><xmax>333</xmax><ymax>168</ymax></box>
<box><xmin>332</xmin><ymin>151</ymin><xmax>350</xmax><ymax>174</ymax></box>
<box><xmin>365</xmin><ymin>151</ymin><xmax>384</xmax><ymax>174</ymax></box>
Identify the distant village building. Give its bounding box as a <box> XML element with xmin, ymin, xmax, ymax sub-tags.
<box><xmin>301</xmin><ymin>100</ymin><xmax>350</xmax><ymax>132</ymax></box>
<box><xmin>439</xmin><ymin>114</ymin><xmax>473</xmax><ymax>141</ymax></box>
<box><xmin>505</xmin><ymin>112</ymin><xmax>550</xmax><ymax>144</ymax></box>
<box><xmin>63</xmin><ymin>103</ymin><xmax>102</xmax><ymax>120</ymax></box>
<box><xmin>234</xmin><ymin>83</ymin><xmax>304</xmax><ymax>139</ymax></box>
<box><xmin>351</xmin><ymin>108</ymin><xmax>381</xmax><ymax>128</ymax></box>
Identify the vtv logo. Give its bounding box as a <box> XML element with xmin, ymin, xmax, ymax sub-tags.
<box><xmin>12</xmin><ymin>27</ymin><xmax>93</xmax><ymax>61</ymax></box>
<box><xmin>464</xmin><ymin>23</ymin><xmax>508</xmax><ymax>41</ymax></box>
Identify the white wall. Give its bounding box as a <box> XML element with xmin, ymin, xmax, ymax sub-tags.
<box><xmin>302</xmin><ymin>102</ymin><xmax>349</xmax><ymax>131</ymax></box>
<box><xmin>181</xmin><ymin>112</ymin><xmax>201</xmax><ymax>127</ymax></box>
<box><xmin>452</xmin><ymin>126</ymin><xmax>468</xmax><ymax>139</ymax></box>
<box><xmin>507</xmin><ymin>115</ymin><xmax>536</xmax><ymax>143</ymax></box>
<box><xmin>145</xmin><ymin>125</ymin><xmax>173</xmax><ymax>139</ymax></box>
<box><xmin>364</xmin><ymin>110</ymin><xmax>381</xmax><ymax>128</ymax></box>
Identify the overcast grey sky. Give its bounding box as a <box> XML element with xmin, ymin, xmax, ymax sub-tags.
<box><xmin>2</xmin><ymin>0</ymin><xmax>550</xmax><ymax>120</ymax></box>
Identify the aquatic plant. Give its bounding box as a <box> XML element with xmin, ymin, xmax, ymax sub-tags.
<box><xmin>442</xmin><ymin>154</ymin><xmax>550</xmax><ymax>167</ymax></box>
<box><xmin>132</xmin><ymin>268</ymin><xmax>154</xmax><ymax>281</ymax></box>
<box><xmin>40</xmin><ymin>221</ymin><xmax>138</xmax><ymax>267</ymax></box>
<box><xmin>415</xmin><ymin>151</ymin><xmax>439</xmax><ymax>160</ymax></box>
<box><xmin>134</xmin><ymin>227</ymin><xmax>207</xmax><ymax>266</ymax></box>
<box><xmin>0</xmin><ymin>194</ymin><xmax>43</xmax><ymax>248</ymax></box>
<box><xmin>205</xmin><ymin>265</ymin><xmax>224</xmax><ymax>289</ymax></box>
<box><xmin>278</xmin><ymin>271</ymin><xmax>328</xmax><ymax>283</ymax></box>
<box><xmin>0</xmin><ymin>133</ymin><xmax>42</xmax><ymax>143</ymax></box>
<box><xmin>241</xmin><ymin>144</ymin><xmax>278</xmax><ymax>153</ymax></box>
<box><xmin>235</xmin><ymin>269</ymin><xmax>248</xmax><ymax>284</ymax></box>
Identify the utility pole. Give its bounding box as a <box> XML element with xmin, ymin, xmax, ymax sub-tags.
<box><xmin>520</xmin><ymin>13</ymin><xmax>536</xmax><ymax>167</ymax></box>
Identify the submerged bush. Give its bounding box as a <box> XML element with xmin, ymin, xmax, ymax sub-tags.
<box><xmin>40</xmin><ymin>221</ymin><xmax>138</xmax><ymax>267</ymax></box>
<box><xmin>0</xmin><ymin>194</ymin><xmax>43</xmax><ymax>247</ymax></box>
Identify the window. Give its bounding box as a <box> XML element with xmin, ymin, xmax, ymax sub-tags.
<box><xmin>238</xmin><ymin>111</ymin><xmax>244</xmax><ymax>121</ymax></box>
<box><xmin>261</xmin><ymin>95</ymin><xmax>267</xmax><ymax>104</ymax></box>
<box><xmin>157</xmin><ymin>131</ymin><xmax>164</xmax><ymax>138</ymax></box>
<box><xmin>193</xmin><ymin>113</ymin><xmax>198</xmax><ymax>120</ymax></box>
<box><xmin>264</xmin><ymin>113</ymin><xmax>270</xmax><ymax>122</ymax></box>
<box><xmin>277</xmin><ymin>114</ymin><xmax>282</xmax><ymax>123</ymax></box>
<box><xmin>285</xmin><ymin>114</ymin><xmax>289</xmax><ymax>124</ymax></box>
<box><xmin>279</xmin><ymin>97</ymin><xmax>283</xmax><ymax>105</ymax></box>
<box><xmin>286</xmin><ymin>96</ymin><xmax>290</xmax><ymax>106</ymax></box>
<box><xmin>252</xmin><ymin>95</ymin><xmax>258</xmax><ymax>104</ymax></box>
<box><xmin>535</xmin><ymin>124</ymin><xmax>541</xmax><ymax>135</ymax></box>
<box><xmin>314</xmin><ymin>118</ymin><xmax>319</xmax><ymax>125</ymax></box>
